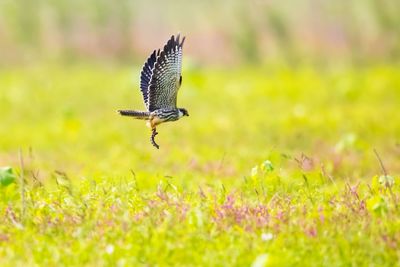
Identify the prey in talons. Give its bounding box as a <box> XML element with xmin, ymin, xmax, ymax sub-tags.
<box><xmin>150</xmin><ymin>128</ymin><xmax>159</xmax><ymax>149</ymax></box>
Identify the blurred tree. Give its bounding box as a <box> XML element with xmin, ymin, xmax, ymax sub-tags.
<box><xmin>233</xmin><ymin>5</ymin><xmax>261</xmax><ymax>64</ymax></box>
<box><xmin>370</xmin><ymin>0</ymin><xmax>400</xmax><ymax>61</ymax></box>
<box><xmin>264</xmin><ymin>7</ymin><xmax>298</xmax><ymax>66</ymax></box>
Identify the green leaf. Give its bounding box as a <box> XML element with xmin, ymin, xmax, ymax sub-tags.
<box><xmin>53</xmin><ymin>171</ymin><xmax>73</xmax><ymax>195</ymax></box>
<box><xmin>261</xmin><ymin>160</ymin><xmax>274</xmax><ymax>172</ymax></box>
<box><xmin>379</xmin><ymin>175</ymin><xmax>394</xmax><ymax>188</ymax></box>
<box><xmin>0</xmin><ymin>167</ymin><xmax>17</xmax><ymax>187</ymax></box>
<box><xmin>251</xmin><ymin>166</ymin><xmax>259</xmax><ymax>177</ymax></box>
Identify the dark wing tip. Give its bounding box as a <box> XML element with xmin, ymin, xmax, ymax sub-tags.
<box><xmin>149</xmin><ymin>50</ymin><xmax>157</xmax><ymax>61</ymax></box>
<box><xmin>164</xmin><ymin>33</ymin><xmax>185</xmax><ymax>51</ymax></box>
<box><xmin>175</xmin><ymin>33</ymin><xmax>185</xmax><ymax>47</ymax></box>
<box><xmin>180</xmin><ymin>36</ymin><xmax>185</xmax><ymax>47</ymax></box>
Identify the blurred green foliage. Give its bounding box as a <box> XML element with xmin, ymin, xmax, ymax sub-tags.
<box><xmin>0</xmin><ymin>0</ymin><xmax>400</xmax><ymax>64</ymax></box>
<box><xmin>0</xmin><ymin>62</ymin><xmax>399</xmax><ymax>263</ymax></box>
<box><xmin>1</xmin><ymin>64</ymin><xmax>399</xmax><ymax>179</ymax></box>
<box><xmin>0</xmin><ymin>50</ymin><xmax>399</xmax><ymax>267</ymax></box>
<box><xmin>0</xmin><ymin>167</ymin><xmax>16</xmax><ymax>187</ymax></box>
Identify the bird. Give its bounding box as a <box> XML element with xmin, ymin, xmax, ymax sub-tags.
<box><xmin>118</xmin><ymin>34</ymin><xmax>188</xmax><ymax>149</ymax></box>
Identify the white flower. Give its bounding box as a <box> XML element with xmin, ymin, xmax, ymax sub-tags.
<box><xmin>106</xmin><ymin>244</ymin><xmax>114</xmax><ymax>255</ymax></box>
<box><xmin>251</xmin><ymin>166</ymin><xmax>258</xmax><ymax>177</ymax></box>
<box><xmin>261</xmin><ymin>232</ymin><xmax>273</xmax><ymax>241</ymax></box>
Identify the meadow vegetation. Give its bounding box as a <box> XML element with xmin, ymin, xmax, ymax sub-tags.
<box><xmin>0</xmin><ymin>63</ymin><xmax>399</xmax><ymax>266</ymax></box>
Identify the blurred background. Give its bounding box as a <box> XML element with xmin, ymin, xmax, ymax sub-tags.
<box><xmin>0</xmin><ymin>0</ymin><xmax>399</xmax><ymax>66</ymax></box>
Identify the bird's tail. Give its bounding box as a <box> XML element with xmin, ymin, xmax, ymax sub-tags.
<box><xmin>117</xmin><ymin>110</ymin><xmax>150</xmax><ymax>120</ymax></box>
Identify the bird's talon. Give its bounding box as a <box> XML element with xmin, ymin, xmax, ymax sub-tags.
<box><xmin>151</xmin><ymin>129</ymin><xmax>160</xmax><ymax>149</ymax></box>
<box><xmin>151</xmin><ymin>138</ymin><xmax>160</xmax><ymax>149</ymax></box>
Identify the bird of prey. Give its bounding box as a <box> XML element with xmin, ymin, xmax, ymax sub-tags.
<box><xmin>118</xmin><ymin>34</ymin><xmax>188</xmax><ymax>149</ymax></box>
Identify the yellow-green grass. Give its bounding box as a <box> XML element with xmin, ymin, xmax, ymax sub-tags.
<box><xmin>0</xmin><ymin>63</ymin><xmax>399</xmax><ymax>266</ymax></box>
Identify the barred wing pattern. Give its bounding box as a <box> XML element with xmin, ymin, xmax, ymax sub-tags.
<box><xmin>139</xmin><ymin>49</ymin><xmax>160</xmax><ymax>109</ymax></box>
<box><xmin>148</xmin><ymin>34</ymin><xmax>185</xmax><ymax>111</ymax></box>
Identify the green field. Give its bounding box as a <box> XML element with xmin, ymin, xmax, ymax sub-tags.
<box><xmin>1</xmin><ymin>64</ymin><xmax>400</xmax><ymax>266</ymax></box>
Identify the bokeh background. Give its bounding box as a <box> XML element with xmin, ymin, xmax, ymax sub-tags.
<box><xmin>1</xmin><ymin>0</ymin><xmax>400</xmax><ymax>65</ymax></box>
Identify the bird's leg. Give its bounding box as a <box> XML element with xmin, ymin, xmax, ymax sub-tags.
<box><xmin>150</xmin><ymin>128</ymin><xmax>159</xmax><ymax>149</ymax></box>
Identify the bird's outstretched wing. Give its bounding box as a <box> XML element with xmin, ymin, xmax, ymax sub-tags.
<box><xmin>148</xmin><ymin>34</ymin><xmax>185</xmax><ymax>111</ymax></box>
<box><xmin>140</xmin><ymin>49</ymin><xmax>160</xmax><ymax>109</ymax></box>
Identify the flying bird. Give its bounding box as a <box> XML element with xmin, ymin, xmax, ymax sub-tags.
<box><xmin>118</xmin><ymin>34</ymin><xmax>188</xmax><ymax>149</ymax></box>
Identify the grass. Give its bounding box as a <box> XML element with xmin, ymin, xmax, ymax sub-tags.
<box><xmin>0</xmin><ymin>63</ymin><xmax>399</xmax><ymax>266</ymax></box>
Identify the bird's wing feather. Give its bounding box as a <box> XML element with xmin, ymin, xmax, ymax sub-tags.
<box><xmin>148</xmin><ymin>34</ymin><xmax>185</xmax><ymax>111</ymax></box>
<box><xmin>140</xmin><ymin>49</ymin><xmax>160</xmax><ymax>109</ymax></box>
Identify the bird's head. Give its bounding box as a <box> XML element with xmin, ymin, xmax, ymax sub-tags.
<box><xmin>178</xmin><ymin>108</ymin><xmax>189</xmax><ymax>117</ymax></box>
